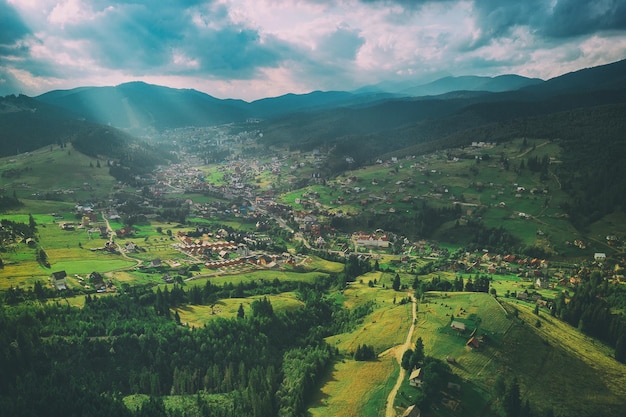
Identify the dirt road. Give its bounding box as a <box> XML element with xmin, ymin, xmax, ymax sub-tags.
<box><xmin>384</xmin><ymin>294</ymin><xmax>417</xmax><ymax>417</ymax></box>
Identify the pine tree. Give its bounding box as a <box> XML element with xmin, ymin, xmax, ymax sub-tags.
<box><xmin>410</xmin><ymin>337</ymin><xmax>425</xmax><ymax>369</ymax></box>
<box><xmin>237</xmin><ymin>303</ymin><xmax>245</xmax><ymax>319</ymax></box>
<box><xmin>392</xmin><ymin>273</ymin><xmax>401</xmax><ymax>291</ymax></box>
<box><xmin>28</xmin><ymin>213</ymin><xmax>36</xmax><ymax>231</ymax></box>
<box><xmin>33</xmin><ymin>280</ymin><xmax>45</xmax><ymax>300</ymax></box>
<box><xmin>401</xmin><ymin>349</ymin><xmax>413</xmax><ymax>370</ymax></box>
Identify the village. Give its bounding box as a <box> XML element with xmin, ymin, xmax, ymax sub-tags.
<box><xmin>34</xmin><ymin>128</ymin><xmax>622</xmax><ymax>314</ymax></box>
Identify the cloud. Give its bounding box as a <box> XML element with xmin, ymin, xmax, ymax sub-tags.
<box><xmin>2</xmin><ymin>0</ymin><xmax>626</xmax><ymax>99</ymax></box>
<box><xmin>40</xmin><ymin>1</ymin><xmax>289</xmax><ymax>79</ymax></box>
<box><xmin>316</xmin><ymin>25</ymin><xmax>365</xmax><ymax>62</ymax></box>
<box><xmin>469</xmin><ymin>0</ymin><xmax>626</xmax><ymax>44</ymax></box>
<box><xmin>544</xmin><ymin>0</ymin><xmax>626</xmax><ymax>38</ymax></box>
<box><xmin>0</xmin><ymin>0</ymin><xmax>32</xmax><ymax>59</ymax></box>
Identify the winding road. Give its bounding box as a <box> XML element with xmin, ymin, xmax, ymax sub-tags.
<box><xmin>384</xmin><ymin>294</ymin><xmax>417</xmax><ymax>417</ymax></box>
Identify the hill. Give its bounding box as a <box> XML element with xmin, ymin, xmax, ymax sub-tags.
<box><xmin>401</xmin><ymin>74</ymin><xmax>543</xmax><ymax>96</ymax></box>
<box><xmin>0</xmin><ymin>93</ymin><xmax>171</xmax><ymax>179</ymax></box>
<box><xmin>259</xmin><ymin>58</ymin><xmax>626</xmax><ymax>156</ymax></box>
<box><xmin>36</xmin><ymin>81</ymin><xmax>250</xmax><ymax>132</ymax></box>
<box><xmin>35</xmin><ymin>82</ymin><xmax>398</xmax><ymax>133</ymax></box>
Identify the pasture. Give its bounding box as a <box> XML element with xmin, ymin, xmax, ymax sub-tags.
<box><xmin>0</xmin><ymin>145</ymin><xmax>115</xmax><ymax>200</ymax></box>
<box><xmin>499</xmin><ymin>301</ymin><xmax>626</xmax><ymax>417</ymax></box>
<box><xmin>175</xmin><ymin>292</ymin><xmax>304</xmax><ymax>326</ymax></box>
<box><xmin>309</xmin><ymin>357</ymin><xmax>399</xmax><ymax>417</ymax></box>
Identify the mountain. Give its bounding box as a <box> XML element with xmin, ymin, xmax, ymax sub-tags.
<box><xmin>36</xmin><ymin>81</ymin><xmax>250</xmax><ymax>132</ymax></box>
<box><xmin>36</xmin><ymin>82</ymin><xmax>399</xmax><ymax>132</ymax></box>
<box><xmin>518</xmin><ymin>58</ymin><xmax>626</xmax><ymax>96</ymax></box>
<box><xmin>401</xmin><ymin>74</ymin><xmax>543</xmax><ymax>96</ymax></box>
<box><xmin>248</xmin><ymin>90</ymin><xmax>398</xmax><ymax>118</ymax></box>
<box><xmin>0</xmin><ymin>94</ymin><xmax>92</xmax><ymax>156</ymax></box>
<box><xmin>0</xmin><ymin>93</ymin><xmax>168</xmax><ymax>172</ymax></box>
<box><xmin>258</xmin><ymin>57</ymin><xmax>626</xmax><ymax>171</ymax></box>
<box><xmin>33</xmin><ymin>59</ymin><xmax>626</xmax><ymax>136</ymax></box>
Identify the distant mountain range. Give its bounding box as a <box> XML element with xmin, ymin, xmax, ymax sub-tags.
<box><xmin>0</xmin><ymin>57</ymin><xmax>625</xmax><ymax>160</ymax></box>
<box><xmin>359</xmin><ymin>74</ymin><xmax>543</xmax><ymax>96</ymax></box>
<box><xmin>30</xmin><ymin>58</ymin><xmax>626</xmax><ymax>134</ymax></box>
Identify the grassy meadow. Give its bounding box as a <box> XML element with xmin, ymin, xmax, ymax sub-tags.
<box><xmin>499</xmin><ymin>301</ymin><xmax>626</xmax><ymax>417</ymax></box>
<box><xmin>0</xmin><ymin>144</ymin><xmax>115</xmax><ymax>200</ymax></box>
<box><xmin>313</xmin><ymin>285</ymin><xmax>626</xmax><ymax>417</ymax></box>
<box><xmin>175</xmin><ymin>291</ymin><xmax>305</xmax><ymax>326</ymax></box>
<box><xmin>309</xmin><ymin>357</ymin><xmax>399</xmax><ymax>417</ymax></box>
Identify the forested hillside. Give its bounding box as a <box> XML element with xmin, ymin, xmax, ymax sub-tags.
<box><xmin>0</xmin><ymin>276</ymin><xmax>352</xmax><ymax>417</ymax></box>
<box><xmin>0</xmin><ymin>94</ymin><xmax>171</xmax><ymax>182</ymax></box>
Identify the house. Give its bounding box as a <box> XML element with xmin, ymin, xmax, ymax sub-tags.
<box><xmin>401</xmin><ymin>404</ymin><xmax>421</xmax><ymax>417</ymax></box>
<box><xmin>125</xmin><ymin>242</ymin><xmax>137</xmax><ymax>253</ymax></box>
<box><xmin>409</xmin><ymin>368</ymin><xmax>424</xmax><ymax>388</ymax></box>
<box><xmin>594</xmin><ymin>253</ymin><xmax>606</xmax><ymax>262</ymax></box>
<box><xmin>59</xmin><ymin>222</ymin><xmax>75</xmax><ymax>231</ymax></box>
<box><xmin>236</xmin><ymin>244</ymin><xmax>250</xmax><ymax>257</ymax></box>
<box><xmin>51</xmin><ymin>271</ymin><xmax>67</xmax><ymax>290</ymax></box>
<box><xmin>450</xmin><ymin>321</ymin><xmax>466</xmax><ymax>332</ymax></box>
<box><xmin>116</xmin><ymin>226</ymin><xmax>133</xmax><ymax>237</ymax></box>
<box><xmin>257</xmin><ymin>255</ymin><xmax>273</xmax><ymax>266</ymax></box>
<box><xmin>466</xmin><ymin>336</ymin><xmax>481</xmax><ymax>349</ymax></box>
<box><xmin>354</xmin><ymin>233</ymin><xmax>390</xmax><ymax>248</ymax></box>
<box><xmin>150</xmin><ymin>259</ymin><xmax>162</xmax><ymax>268</ymax></box>
<box><xmin>535</xmin><ymin>276</ymin><xmax>549</xmax><ymax>289</ymax></box>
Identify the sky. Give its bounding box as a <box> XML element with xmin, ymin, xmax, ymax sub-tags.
<box><xmin>1</xmin><ymin>0</ymin><xmax>626</xmax><ymax>101</ymax></box>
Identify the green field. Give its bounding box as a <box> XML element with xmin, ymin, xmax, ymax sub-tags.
<box><xmin>0</xmin><ymin>145</ymin><xmax>116</xmax><ymax>200</ymax></box>
<box><xmin>175</xmin><ymin>292</ymin><xmax>304</xmax><ymax>326</ymax></box>
<box><xmin>312</xmin><ymin>286</ymin><xmax>626</xmax><ymax>417</ymax></box>
<box><xmin>309</xmin><ymin>356</ymin><xmax>399</xmax><ymax>417</ymax></box>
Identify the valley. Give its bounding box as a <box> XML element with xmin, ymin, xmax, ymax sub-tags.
<box><xmin>1</xmin><ymin>60</ymin><xmax>626</xmax><ymax>417</ymax></box>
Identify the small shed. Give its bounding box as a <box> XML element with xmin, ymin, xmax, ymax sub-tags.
<box><xmin>409</xmin><ymin>368</ymin><xmax>424</xmax><ymax>388</ymax></box>
<box><xmin>401</xmin><ymin>404</ymin><xmax>421</xmax><ymax>417</ymax></box>
<box><xmin>467</xmin><ymin>336</ymin><xmax>481</xmax><ymax>349</ymax></box>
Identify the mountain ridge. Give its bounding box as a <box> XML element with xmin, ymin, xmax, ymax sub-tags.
<box><xmin>29</xmin><ymin>58</ymin><xmax>626</xmax><ymax>134</ymax></box>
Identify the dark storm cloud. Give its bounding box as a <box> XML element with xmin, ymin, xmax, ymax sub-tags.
<box><xmin>0</xmin><ymin>0</ymin><xmax>32</xmax><ymax>59</ymax></box>
<box><xmin>59</xmin><ymin>0</ymin><xmax>287</xmax><ymax>78</ymax></box>
<box><xmin>358</xmin><ymin>0</ymin><xmax>626</xmax><ymax>40</ymax></box>
<box><xmin>185</xmin><ymin>28</ymin><xmax>288</xmax><ymax>77</ymax></box>
<box><xmin>471</xmin><ymin>0</ymin><xmax>626</xmax><ymax>42</ymax></box>
<box><xmin>544</xmin><ymin>0</ymin><xmax>626</xmax><ymax>38</ymax></box>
